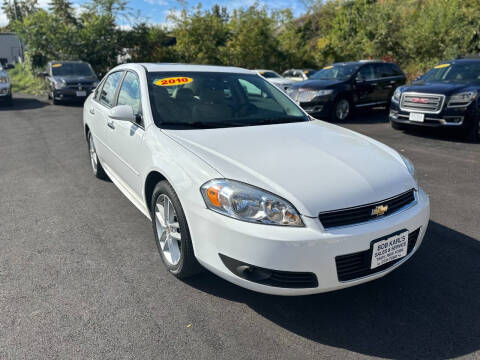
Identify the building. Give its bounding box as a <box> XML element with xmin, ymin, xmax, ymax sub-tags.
<box><xmin>0</xmin><ymin>33</ymin><xmax>23</xmax><ymax>66</ymax></box>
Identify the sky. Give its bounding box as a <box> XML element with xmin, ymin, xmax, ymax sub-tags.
<box><xmin>0</xmin><ymin>0</ymin><xmax>307</xmax><ymax>28</ymax></box>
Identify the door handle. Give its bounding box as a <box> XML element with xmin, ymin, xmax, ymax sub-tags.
<box><xmin>107</xmin><ymin>120</ymin><xmax>115</xmax><ymax>129</ymax></box>
<box><xmin>89</xmin><ymin>107</ymin><xmax>95</xmax><ymax>115</ymax></box>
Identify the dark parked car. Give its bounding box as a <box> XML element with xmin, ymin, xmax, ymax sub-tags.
<box><xmin>44</xmin><ymin>61</ymin><xmax>99</xmax><ymax>105</ymax></box>
<box><xmin>390</xmin><ymin>57</ymin><xmax>480</xmax><ymax>141</ymax></box>
<box><xmin>287</xmin><ymin>61</ymin><xmax>406</xmax><ymax>122</ymax></box>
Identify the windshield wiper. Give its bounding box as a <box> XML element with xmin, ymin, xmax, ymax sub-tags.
<box><xmin>256</xmin><ymin>117</ymin><xmax>307</xmax><ymax>125</ymax></box>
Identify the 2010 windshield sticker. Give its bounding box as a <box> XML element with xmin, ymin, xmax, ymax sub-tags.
<box><xmin>154</xmin><ymin>77</ymin><xmax>193</xmax><ymax>86</ymax></box>
<box><xmin>52</xmin><ymin>63</ymin><xmax>62</xmax><ymax>68</ymax></box>
<box><xmin>323</xmin><ymin>65</ymin><xmax>333</xmax><ymax>70</ymax></box>
<box><xmin>434</xmin><ymin>63</ymin><xmax>450</xmax><ymax>69</ymax></box>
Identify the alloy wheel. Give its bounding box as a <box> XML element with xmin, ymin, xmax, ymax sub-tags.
<box><xmin>336</xmin><ymin>99</ymin><xmax>350</xmax><ymax>121</ymax></box>
<box><xmin>88</xmin><ymin>134</ymin><xmax>98</xmax><ymax>173</ymax></box>
<box><xmin>155</xmin><ymin>194</ymin><xmax>182</xmax><ymax>266</ymax></box>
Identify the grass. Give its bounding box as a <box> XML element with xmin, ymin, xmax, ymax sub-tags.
<box><xmin>8</xmin><ymin>62</ymin><xmax>48</xmax><ymax>96</ymax></box>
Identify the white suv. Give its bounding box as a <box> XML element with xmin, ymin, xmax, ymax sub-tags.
<box><xmin>83</xmin><ymin>63</ymin><xmax>429</xmax><ymax>295</ymax></box>
<box><xmin>0</xmin><ymin>69</ymin><xmax>12</xmax><ymax>106</ymax></box>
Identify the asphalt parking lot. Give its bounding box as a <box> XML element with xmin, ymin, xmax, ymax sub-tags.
<box><xmin>0</xmin><ymin>95</ymin><xmax>479</xmax><ymax>359</ymax></box>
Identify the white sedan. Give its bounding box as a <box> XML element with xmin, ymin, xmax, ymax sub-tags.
<box><xmin>83</xmin><ymin>63</ymin><xmax>429</xmax><ymax>295</ymax></box>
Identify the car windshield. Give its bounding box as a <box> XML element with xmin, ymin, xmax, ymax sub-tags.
<box><xmin>421</xmin><ymin>62</ymin><xmax>480</xmax><ymax>83</ymax></box>
<box><xmin>259</xmin><ymin>71</ymin><xmax>281</xmax><ymax>79</ymax></box>
<box><xmin>311</xmin><ymin>64</ymin><xmax>360</xmax><ymax>80</ymax></box>
<box><xmin>147</xmin><ymin>72</ymin><xmax>308</xmax><ymax>129</ymax></box>
<box><xmin>51</xmin><ymin>62</ymin><xmax>95</xmax><ymax>77</ymax></box>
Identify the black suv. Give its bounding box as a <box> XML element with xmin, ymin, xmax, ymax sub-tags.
<box><xmin>44</xmin><ymin>61</ymin><xmax>99</xmax><ymax>105</ymax></box>
<box><xmin>286</xmin><ymin>61</ymin><xmax>406</xmax><ymax>121</ymax></box>
<box><xmin>390</xmin><ymin>58</ymin><xmax>480</xmax><ymax>141</ymax></box>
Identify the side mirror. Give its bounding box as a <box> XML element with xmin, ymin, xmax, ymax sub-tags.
<box><xmin>108</xmin><ymin>105</ymin><xmax>135</xmax><ymax>122</ymax></box>
<box><xmin>41</xmin><ymin>71</ymin><xmax>49</xmax><ymax>78</ymax></box>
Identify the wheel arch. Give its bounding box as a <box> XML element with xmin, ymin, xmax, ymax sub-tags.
<box><xmin>144</xmin><ymin>170</ymin><xmax>168</xmax><ymax>212</ymax></box>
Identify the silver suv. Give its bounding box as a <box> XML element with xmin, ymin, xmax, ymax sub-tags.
<box><xmin>0</xmin><ymin>69</ymin><xmax>12</xmax><ymax>106</ymax></box>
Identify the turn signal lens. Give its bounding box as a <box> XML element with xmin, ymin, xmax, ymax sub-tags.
<box><xmin>200</xmin><ymin>179</ymin><xmax>304</xmax><ymax>227</ymax></box>
<box><xmin>206</xmin><ymin>185</ymin><xmax>222</xmax><ymax>207</ymax></box>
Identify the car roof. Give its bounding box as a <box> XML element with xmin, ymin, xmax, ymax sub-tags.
<box><xmin>130</xmin><ymin>63</ymin><xmax>254</xmax><ymax>74</ymax></box>
<box><xmin>330</xmin><ymin>61</ymin><xmax>385</xmax><ymax>66</ymax></box>
<box><xmin>255</xmin><ymin>69</ymin><xmax>277</xmax><ymax>73</ymax></box>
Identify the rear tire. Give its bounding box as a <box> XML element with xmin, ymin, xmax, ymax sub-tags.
<box><xmin>151</xmin><ymin>180</ymin><xmax>202</xmax><ymax>279</ymax></box>
<box><xmin>87</xmin><ymin>132</ymin><xmax>108</xmax><ymax>180</ymax></box>
<box><xmin>5</xmin><ymin>94</ymin><xmax>13</xmax><ymax>107</ymax></box>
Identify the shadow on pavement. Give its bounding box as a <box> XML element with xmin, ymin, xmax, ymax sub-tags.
<box><xmin>0</xmin><ymin>96</ymin><xmax>48</xmax><ymax>111</ymax></box>
<box><xmin>185</xmin><ymin>221</ymin><xmax>480</xmax><ymax>359</ymax></box>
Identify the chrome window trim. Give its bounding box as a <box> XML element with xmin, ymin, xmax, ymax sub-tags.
<box><xmin>400</xmin><ymin>92</ymin><xmax>446</xmax><ymax>114</ymax></box>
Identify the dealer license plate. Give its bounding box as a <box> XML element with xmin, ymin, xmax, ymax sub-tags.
<box><xmin>409</xmin><ymin>112</ymin><xmax>424</xmax><ymax>122</ymax></box>
<box><xmin>76</xmin><ymin>91</ymin><xmax>87</xmax><ymax>97</ymax></box>
<box><xmin>371</xmin><ymin>231</ymin><xmax>409</xmax><ymax>269</ymax></box>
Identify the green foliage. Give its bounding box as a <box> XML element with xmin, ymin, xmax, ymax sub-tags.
<box><xmin>7</xmin><ymin>0</ymin><xmax>480</xmax><ymax>80</ymax></box>
<box><xmin>7</xmin><ymin>61</ymin><xmax>47</xmax><ymax>95</ymax></box>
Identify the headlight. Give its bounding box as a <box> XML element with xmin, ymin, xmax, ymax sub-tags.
<box><xmin>54</xmin><ymin>81</ymin><xmax>66</xmax><ymax>89</ymax></box>
<box><xmin>448</xmin><ymin>91</ymin><xmax>477</xmax><ymax>106</ymax></box>
<box><xmin>0</xmin><ymin>77</ymin><xmax>9</xmax><ymax>84</ymax></box>
<box><xmin>317</xmin><ymin>89</ymin><xmax>333</xmax><ymax>96</ymax></box>
<box><xmin>400</xmin><ymin>154</ymin><xmax>417</xmax><ymax>183</ymax></box>
<box><xmin>297</xmin><ymin>89</ymin><xmax>332</xmax><ymax>103</ymax></box>
<box><xmin>392</xmin><ymin>88</ymin><xmax>402</xmax><ymax>103</ymax></box>
<box><xmin>200</xmin><ymin>179</ymin><xmax>304</xmax><ymax>226</ymax></box>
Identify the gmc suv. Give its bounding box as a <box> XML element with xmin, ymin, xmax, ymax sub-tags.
<box><xmin>287</xmin><ymin>61</ymin><xmax>406</xmax><ymax>122</ymax></box>
<box><xmin>390</xmin><ymin>57</ymin><xmax>480</xmax><ymax>141</ymax></box>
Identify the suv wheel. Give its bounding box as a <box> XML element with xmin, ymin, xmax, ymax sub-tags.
<box><xmin>391</xmin><ymin>121</ymin><xmax>405</xmax><ymax>130</ymax></box>
<box><xmin>151</xmin><ymin>181</ymin><xmax>201</xmax><ymax>278</ymax></box>
<box><xmin>465</xmin><ymin>117</ymin><xmax>480</xmax><ymax>142</ymax></box>
<box><xmin>332</xmin><ymin>97</ymin><xmax>351</xmax><ymax>122</ymax></box>
<box><xmin>87</xmin><ymin>132</ymin><xmax>108</xmax><ymax>180</ymax></box>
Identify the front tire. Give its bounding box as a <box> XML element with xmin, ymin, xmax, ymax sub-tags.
<box><xmin>87</xmin><ymin>132</ymin><xmax>108</xmax><ymax>180</ymax></box>
<box><xmin>465</xmin><ymin>117</ymin><xmax>480</xmax><ymax>142</ymax></box>
<box><xmin>331</xmin><ymin>97</ymin><xmax>351</xmax><ymax>122</ymax></box>
<box><xmin>151</xmin><ymin>181</ymin><xmax>201</xmax><ymax>278</ymax></box>
<box><xmin>391</xmin><ymin>121</ymin><xmax>405</xmax><ymax>130</ymax></box>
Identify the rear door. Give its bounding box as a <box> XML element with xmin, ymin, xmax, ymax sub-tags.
<box><xmin>373</xmin><ymin>63</ymin><xmax>405</xmax><ymax>103</ymax></box>
<box><xmin>354</xmin><ymin>64</ymin><xmax>378</xmax><ymax>105</ymax></box>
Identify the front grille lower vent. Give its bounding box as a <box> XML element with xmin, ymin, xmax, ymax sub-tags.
<box><xmin>319</xmin><ymin>189</ymin><xmax>416</xmax><ymax>229</ymax></box>
<box><xmin>335</xmin><ymin>228</ymin><xmax>420</xmax><ymax>282</ymax></box>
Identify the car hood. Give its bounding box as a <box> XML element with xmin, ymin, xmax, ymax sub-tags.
<box><xmin>403</xmin><ymin>81</ymin><xmax>479</xmax><ymax>95</ymax></box>
<box><xmin>290</xmin><ymin>79</ymin><xmax>347</xmax><ymax>90</ymax></box>
<box><xmin>164</xmin><ymin>121</ymin><xmax>415</xmax><ymax>217</ymax></box>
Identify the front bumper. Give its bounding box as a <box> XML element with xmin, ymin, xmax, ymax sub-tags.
<box><xmin>299</xmin><ymin>97</ymin><xmax>333</xmax><ymax>118</ymax></box>
<box><xmin>186</xmin><ymin>188</ymin><xmax>430</xmax><ymax>295</ymax></box>
<box><xmin>389</xmin><ymin>100</ymin><xmax>475</xmax><ymax>128</ymax></box>
<box><xmin>0</xmin><ymin>83</ymin><xmax>11</xmax><ymax>97</ymax></box>
<box><xmin>53</xmin><ymin>87</ymin><xmax>94</xmax><ymax>101</ymax></box>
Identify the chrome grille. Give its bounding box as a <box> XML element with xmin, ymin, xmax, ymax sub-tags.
<box><xmin>400</xmin><ymin>92</ymin><xmax>445</xmax><ymax>114</ymax></box>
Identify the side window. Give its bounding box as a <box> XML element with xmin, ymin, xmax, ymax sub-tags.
<box><xmin>117</xmin><ymin>72</ymin><xmax>142</xmax><ymax>116</ymax></box>
<box><xmin>293</xmin><ymin>70</ymin><xmax>303</xmax><ymax>78</ymax></box>
<box><xmin>374</xmin><ymin>64</ymin><xmax>392</xmax><ymax>78</ymax></box>
<box><xmin>99</xmin><ymin>71</ymin><xmax>123</xmax><ymax>107</ymax></box>
<box><xmin>238</xmin><ymin>78</ymin><xmax>263</xmax><ymax>97</ymax></box>
<box><xmin>357</xmin><ymin>65</ymin><xmax>375</xmax><ymax>80</ymax></box>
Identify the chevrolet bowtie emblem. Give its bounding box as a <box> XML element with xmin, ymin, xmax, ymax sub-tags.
<box><xmin>371</xmin><ymin>204</ymin><xmax>388</xmax><ymax>216</ymax></box>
